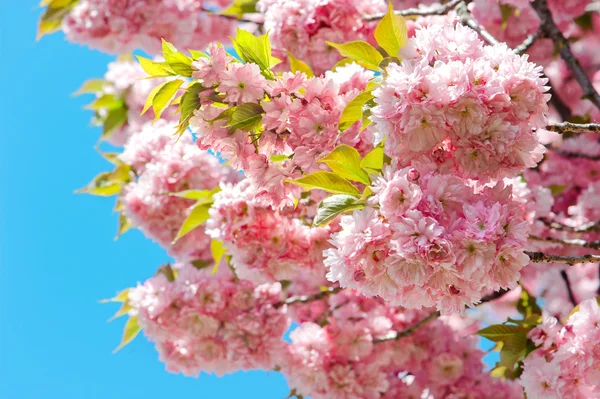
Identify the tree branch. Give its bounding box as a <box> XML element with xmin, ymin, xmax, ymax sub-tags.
<box><xmin>545</xmin><ymin>122</ymin><xmax>600</xmax><ymax>134</ymax></box>
<box><xmin>531</xmin><ymin>0</ymin><xmax>600</xmax><ymax>110</ymax></box>
<box><xmin>364</xmin><ymin>0</ymin><xmax>464</xmax><ymax>21</ymax></box>
<box><xmin>276</xmin><ymin>286</ymin><xmax>343</xmax><ymax>308</ymax></box>
<box><xmin>458</xmin><ymin>9</ymin><xmax>500</xmax><ymax>46</ymax></box>
<box><xmin>529</xmin><ymin>234</ymin><xmax>600</xmax><ymax>249</ymax></box>
<box><xmin>525</xmin><ymin>250</ymin><xmax>600</xmax><ymax>265</ymax></box>
<box><xmin>539</xmin><ymin>218</ymin><xmax>600</xmax><ymax>233</ymax></box>
<box><xmin>560</xmin><ymin>270</ymin><xmax>577</xmax><ymax>306</ymax></box>
<box><xmin>546</xmin><ymin>85</ymin><xmax>573</xmax><ymax>121</ymax></box>
<box><xmin>514</xmin><ymin>28</ymin><xmax>543</xmax><ymax>55</ymax></box>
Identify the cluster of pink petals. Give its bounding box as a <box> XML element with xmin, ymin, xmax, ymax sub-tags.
<box><xmin>119</xmin><ymin>121</ymin><xmax>239</xmax><ymax>261</ymax></box>
<box><xmin>283</xmin><ymin>290</ymin><xmax>523</xmax><ymax>399</ymax></box>
<box><xmin>95</xmin><ymin>60</ymin><xmax>179</xmax><ymax>146</ymax></box>
<box><xmin>325</xmin><ymin>165</ymin><xmax>530</xmax><ymax>314</ymax></box>
<box><xmin>129</xmin><ymin>263</ymin><xmax>290</xmax><ymax>376</ymax></box>
<box><xmin>206</xmin><ymin>179</ymin><xmax>330</xmax><ymax>287</ymax></box>
<box><xmin>372</xmin><ymin>23</ymin><xmax>549</xmax><ymax>181</ymax></box>
<box><xmin>521</xmin><ymin>298</ymin><xmax>600</xmax><ymax>398</ymax></box>
<box><xmin>62</xmin><ymin>0</ymin><xmax>236</xmax><ymax>55</ymax></box>
<box><xmin>190</xmin><ymin>45</ymin><xmax>375</xmax><ymax>207</ymax></box>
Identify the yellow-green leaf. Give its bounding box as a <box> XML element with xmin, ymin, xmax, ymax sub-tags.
<box><xmin>231</xmin><ymin>29</ymin><xmax>279</xmax><ymax>77</ymax></box>
<box><xmin>176</xmin><ymin>82</ymin><xmax>207</xmax><ymax>136</ymax></box>
<box><xmin>339</xmin><ymin>91</ymin><xmax>374</xmax><ymax>132</ymax></box>
<box><xmin>136</xmin><ymin>55</ymin><xmax>175</xmax><ymax>77</ymax></box>
<box><xmin>115</xmin><ymin>212</ymin><xmax>132</xmax><ymax>240</ymax></box>
<box><xmin>165</xmin><ymin>51</ymin><xmax>194</xmax><ymax>77</ymax></box>
<box><xmin>143</xmin><ymin>79</ymin><xmax>184</xmax><ymax>122</ymax></box>
<box><xmin>286</xmin><ymin>172</ymin><xmax>360</xmax><ymax>195</ymax></box>
<box><xmin>169</xmin><ymin>188</ymin><xmax>220</xmax><ymax>201</ymax></box>
<box><xmin>478</xmin><ymin>324</ymin><xmax>529</xmax><ymax>342</ymax></box>
<box><xmin>360</xmin><ymin>147</ymin><xmax>384</xmax><ymax>174</ymax></box>
<box><xmin>220</xmin><ymin>0</ymin><xmax>258</xmax><ymax>18</ymax></box>
<box><xmin>313</xmin><ymin>194</ymin><xmax>364</xmax><ymax>227</ymax></box>
<box><xmin>287</xmin><ymin>51</ymin><xmax>314</xmax><ymax>77</ymax></box>
<box><xmin>74</xmin><ymin>79</ymin><xmax>106</xmax><ymax>96</ymax></box>
<box><xmin>76</xmin><ymin>169</ymin><xmax>127</xmax><ymax>196</ymax></box>
<box><xmin>226</xmin><ymin>103</ymin><xmax>264</xmax><ymax>133</ymax></box>
<box><xmin>102</xmin><ymin>106</ymin><xmax>128</xmax><ymax>139</ymax></box>
<box><xmin>113</xmin><ymin>315</ymin><xmax>141</xmax><ymax>353</ymax></box>
<box><xmin>100</xmin><ymin>288</ymin><xmax>130</xmax><ymax>304</ymax></box>
<box><xmin>318</xmin><ymin>145</ymin><xmax>370</xmax><ymax>184</ymax></box>
<box><xmin>85</xmin><ymin>94</ymin><xmax>124</xmax><ymax>111</ymax></box>
<box><xmin>172</xmin><ymin>202</ymin><xmax>211</xmax><ymax>243</ymax></box>
<box><xmin>211</xmin><ymin>240</ymin><xmax>227</xmax><ymax>274</ymax></box>
<box><xmin>326</xmin><ymin>41</ymin><xmax>383</xmax><ymax>71</ymax></box>
<box><xmin>374</xmin><ymin>1</ymin><xmax>408</xmax><ymax>57</ymax></box>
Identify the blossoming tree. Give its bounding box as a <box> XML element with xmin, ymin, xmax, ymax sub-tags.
<box><xmin>39</xmin><ymin>0</ymin><xmax>600</xmax><ymax>397</ymax></box>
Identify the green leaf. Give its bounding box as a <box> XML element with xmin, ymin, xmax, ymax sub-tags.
<box><xmin>374</xmin><ymin>1</ymin><xmax>408</xmax><ymax>57</ymax></box>
<box><xmin>75</xmin><ymin>164</ymin><xmax>132</xmax><ymax>197</ymax></box>
<box><xmin>100</xmin><ymin>288</ymin><xmax>130</xmax><ymax>304</ymax></box>
<box><xmin>313</xmin><ymin>194</ymin><xmax>364</xmax><ymax>227</ymax></box>
<box><xmin>85</xmin><ymin>94</ymin><xmax>124</xmax><ymax>111</ymax></box>
<box><xmin>188</xmin><ymin>49</ymin><xmax>208</xmax><ymax>60</ymax></box>
<box><xmin>231</xmin><ymin>29</ymin><xmax>279</xmax><ymax>77</ymax></box>
<box><xmin>102</xmin><ymin>106</ymin><xmax>128</xmax><ymax>139</ymax></box>
<box><xmin>165</xmin><ymin>51</ymin><xmax>194</xmax><ymax>77</ymax></box>
<box><xmin>318</xmin><ymin>145</ymin><xmax>370</xmax><ymax>184</ymax></box>
<box><xmin>136</xmin><ymin>55</ymin><xmax>175</xmax><ymax>77</ymax></box>
<box><xmin>115</xmin><ymin>212</ymin><xmax>132</xmax><ymax>240</ymax></box>
<box><xmin>161</xmin><ymin>39</ymin><xmax>178</xmax><ymax>57</ymax></box>
<box><xmin>517</xmin><ymin>286</ymin><xmax>542</xmax><ymax>319</ymax></box>
<box><xmin>176</xmin><ymin>82</ymin><xmax>207</xmax><ymax>136</ymax></box>
<box><xmin>113</xmin><ymin>315</ymin><xmax>141</xmax><ymax>353</ymax></box>
<box><xmin>339</xmin><ymin>91</ymin><xmax>374</xmax><ymax>132</ymax></box>
<box><xmin>226</xmin><ymin>103</ymin><xmax>264</xmax><ymax>134</ymax></box>
<box><xmin>169</xmin><ymin>188</ymin><xmax>220</xmax><ymax>201</ymax></box>
<box><xmin>548</xmin><ymin>184</ymin><xmax>567</xmax><ymax>196</ymax></box>
<box><xmin>286</xmin><ymin>51</ymin><xmax>314</xmax><ymax>78</ymax></box>
<box><xmin>286</xmin><ymin>172</ymin><xmax>360</xmax><ymax>195</ymax></box>
<box><xmin>477</xmin><ymin>324</ymin><xmax>529</xmax><ymax>342</ymax></box>
<box><xmin>499</xmin><ymin>4</ymin><xmax>514</xmax><ymax>29</ymax></box>
<box><xmin>143</xmin><ymin>79</ymin><xmax>184</xmax><ymax>122</ymax></box>
<box><xmin>326</xmin><ymin>41</ymin><xmax>383</xmax><ymax>71</ymax></box>
<box><xmin>74</xmin><ymin>79</ymin><xmax>106</xmax><ymax>96</ymax></box>
<box><xmin>360</xmin><ymin>147</ymin><xmax>384</xmax><ymax>174</ymax></box>
<box><xmin>37</xmin><ymin>0</ymin><xmax>77</xmax><ymax>39</ymax></box>
<box><xmin>172</xmin><ymin>202</ymin><xmax>211</xmax><ymax>243</ymax></box>
<box><xmin>211</xmin><ymin>240</ymin><xmax>227</xmax><ymax>274</ymax></box>
<box><xmin>220</xmin><ymin>0</ymin><xmax>258</xmax><ymax>18</ymax></box>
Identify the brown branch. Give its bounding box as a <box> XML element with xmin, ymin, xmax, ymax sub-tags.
<box><xmin>531</xmin><ymin>0</ymin><xmax>600</xmax><ymax>110</ymax></box>
<box><xmin>456</xmin><ymin>2</ymin><xmax>500</xmax><ymax>46</ymax></box>
<box><xmin>560</xmin><ymin>270</ymin><xmax>578</xmax><ymax>306</ymax></box>
<box><xmin>514</xmin><ymin>29</ymin><xmax>543</xmax><ymax>55</ymax></box>
<box><xmin>546</xmin><ymin>85</ymin><xmax>573</xmax><ymax>121</ymax></box>
<box><xmin>276</xmin><ymin>286</ymin><xmax>343</xmax><ymax>308</ymax></box>
<box><xmin>364</xmin><ymin>0</ymin><xmax>464</xmax><ymax>21</ymax></box>
<box><xmin>530</xmin><ymin>234</ymin><xmax>600</xmax><ymax>249</ymax></box>
<box><xmin>525</xmin><ymin>250</ymin><xmax>600</xmax><ymax>265</ymax></box>
<box><xmin>539</xmin><ymin>218</ymin><xmax>600</xmax><ymax>233</ymax></box>
<box><xmin>545</xmin><ymin>122</ymin><xmax>600</xmax><ymax>134</ymax></box>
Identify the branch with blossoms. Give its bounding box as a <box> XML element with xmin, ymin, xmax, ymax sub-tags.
<box><xmin>525</xmin><ymin>251</ymin><xmax>600</xmax><ymax>265</ymax></box>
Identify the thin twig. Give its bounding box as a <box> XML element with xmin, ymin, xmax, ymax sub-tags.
<box><xmin>525</xmin><ymin>250</ymin><xmax>600</xmax><ymax>265</ymax></box>
<box><xmin>514</xmin><ymin>29</ymin><xmax>543</xmax><ymax>55</ymax></box>
<box><xmin>364</xmin><ymin>0</ymin><xmax>464</xmax><ymax>21</ymax></box>
<box><xmin>560</xmin><ymin>270</ymin><xmax>578</xmax><ymax>306</ymax></box>
<box><xmin>546</xmin><ymin>85</ymin><xmax>573</xmax><ymax>121</ymax></box>
<box><xmin>457</xmin><ymin>3</ymin><xmax>500</xmax><ymax>46</ymax></box>
<box><xmin>539</xmin><ymin>218</ymin><xmax>600</xmax><ymax>233</ymax></box>
<box><xmin>545</xmin><ymin>122</ymin><xmax>600</xmax><ymax>134</ymax></box>
<box><xmin>530</xmin><ymin>234</ymin><xmax>600</xmax><ymax>249</ymax></box>
<box><xmin>531</xmin><ymin>0</ymin><xmax>600</xmax><ymax>111</ymax></box>
<box><xmin>276</xmin><ymin>287</ymin><xmax>343</xmax><ymax>308</ymax></box>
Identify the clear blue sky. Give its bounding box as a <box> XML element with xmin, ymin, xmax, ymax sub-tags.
<box><xmin>0</xmin><ymin>3</ymin><xmax>289</xmax><ymax>398</ymax></box>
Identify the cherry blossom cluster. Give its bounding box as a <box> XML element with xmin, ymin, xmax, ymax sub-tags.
<box><xmin>206</xmin><ymin>179</ymin><xmax>330</xmax><ymax>287</ymax></box>
<box><xmin>61</xmin><ymin>0</ymin><xmax>236</xmax><ymax>55</ymax></box>
<box><xmin>325</xmin><ymin>165</ymin><xmax>530</xmax><ymax>314</ymax></box>
<box><xmin>190</xmin><ymin>46</ymin><xmax>376</xmax><ymax>207</ymax></box>
<box><xmin>372</xmin><ymin>23</ymin><xmax>549</xmax><ymax>181</ymax></box>
<box><xmin>283</xmin><ymin>290</ymin><xmax>523</xmax><ymax>399</ymax></box>
<box><xmin>521</xmin><ymin>298</ymin><xmax>600</xmax><ymax>398</ymax></box>
<box><xmin>119</xmin><ymin>121</ymin><xmax>239</xmax><ymax>261</ymax></box>
<box><xmin>128</xmin><ymin>263</ymin><xmax>290</xmax><ymax>376</ymax></box>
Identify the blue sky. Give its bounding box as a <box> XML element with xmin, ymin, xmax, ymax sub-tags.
<box><xmin>0</xmin><ymin>3</ymin><xmax>289</xmax><ymax>398</ymax></box>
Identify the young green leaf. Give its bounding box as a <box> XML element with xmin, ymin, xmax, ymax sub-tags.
<box><xmin>326</xmin><ymin>41</ymin><xmax>383</xmax><ymax>71</ymax></box>
<box><xmin>210</xmin><ymin>240</ymin><xmax>227</xmax><ymax>274</ymax></box>
<box><xmin>374</xmin><ymin>1</ymin><xmax>408</xmax><ymax>57</ymax></box>
<box><xmin>286</xmin><ymin>172</ymin><xmax>360</xmax><ymax>195</ymax></box>
<box><xmin>164</xmin><ymin>51</ymin><xmax>194</xmax><ymax>77</ymax></box>
<box><xmin>231</xmin><ymin>29</ymin><xmax>279</xmax><ymax>76</ymax></box>
<box><xmin>286</xmin><ymin>51</ymin><xmax>314</xmax><ymax>77</ymax></box>
<box><xmin>136</xmin><ymin>55</ymin><xmax>175</xmax><ymax>77</ymax></box>
<box><xmin>318</xmin><ymin>145</ymin><xmax>370</xmax><ymax>185</ymax></box>
<box><xmin>220</xmin><ymin>0</ymin><xmax>258</xmax><ymax>18</ymax></box>
<box><xmin>147</xmin><ymin>79</ymin><xmax>184</xmax><ymax>122</ymax></box>
<box><xmin>102</xmin><ymin>106</ymin><xmax>128</xmax><ymax>139</ymax></box>
<box><xmin>176</xmin><ymin>82</ymin><xmax>207</xmax><ymax>136</ymax></box>
<box><xmin>115</xmin><ymin>211</ymin><xmax>132</xmax><ymax>240</ymax></box>
<box><xmin>113</xmin><ymin>315</ymin><xmax>141</xmax><ymax>353</ymax></box>
<box><xmin>477</xmin><ymin>324</ymin><xmax>529</xmax><ymax>342</ymax></box>
<box><xmin>226</xmin><ymin>103</ymin><xmax>264</xmax><ymax>134</ymax></box>
<box><xmin>99</xmin><ymin>288</ymin><xmax>130</xmax><ymax>304</ymax></box>
<box><xmin>360</xmin><ymin>147</ymin><xmax>384</xmax><ymax>174</ymax></box>
<box><xmin>75</xmin><ymin>165</ymin><xmax>132</xmax><ymax>197</ymax></box>
<box><xmin>74</xmin><ymin>79</ymin><xmax>106</xmax><ymax>96</ymax></box>
<box><xmin>172</xmin><ymin>202</ymin><xmax>211</xmax><ymax>243</ymax></box>
<box><xmin>85</xmin><ymin>94</ymin><xmax>124</xmax><ymax>111</ymax></box>
<box><xmin>161</xmin><ymin>39</ymin><xmax>178</xmax><ymax>57</ymax></box>
<box><xmin>169</xmin><ymin>187</ymin><xmax>221</xmax><ymax>201</ymax></box>
<box><xmin>339</xmin><ymin>91</ymin><xmax>374</xmax><ymax>132</ymax></box>
<box><xmin>313</xmin><ymin>194</ymin><xmax>364</xmax><ymax>227</ymax></box>
<box><xmin>517</xmin><ymin>285</ymin><xmax>542</xmax><ymax>319</ymax></box>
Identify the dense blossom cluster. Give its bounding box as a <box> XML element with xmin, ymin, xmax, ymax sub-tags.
<box><xmin>372</xmin><ymin>23</ymin><xmax>549</xmax><ymax>181</ymax></box>
<box><xmin>325</xmin><ymin>165</ymin><xmax>530</xmax><ymax>314</ymax></box>
<box><xmin>206</xmin><ymin>179</ymin><xmax>330</xmax><ymax>286</ymax></box>
<box><xmin>283</xmin><ymin>290</ymin><xmax>523</xmax><ymax>399</ymax></box>
<box><xmin>62</xmin><ymin>0</ymin><xmax>236</xmax><ymax>54</ymax></box>
<box><xmin>191</xmin><ymin>48</ymin><xmax>376</xmax><ymax>207</ymax></box>
<box><xmin>521</xmin><ymin>298</ymin><xmax>600</xmax><ymax>398</ymax></box>
<box><xmin>120</xmin><ymin>121</ymin><xmax>239</xmax><ymax>261</ymax></box>
<box><xmin>129</xmin><ymin>263</ymin><xmax>289</xmax><ymax>376</ymax></box>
